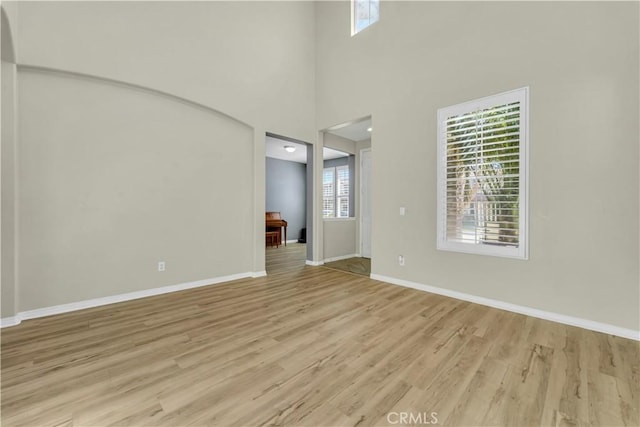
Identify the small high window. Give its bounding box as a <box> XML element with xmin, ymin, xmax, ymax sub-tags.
<box><xmin>352</xmin><ymin>0</ymin><xmax>379</xmax><ymax>35</ymax></box>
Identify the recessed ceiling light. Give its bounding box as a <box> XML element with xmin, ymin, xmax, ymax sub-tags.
<box><xmin>367</xmin><ymin>127</ymin><xmax>372</xmax><ymax>132</ymax></box>
<box><xmin>284</xmin><ymin>145</ymin><xmax>296</xmax><ymax>153</ymax></box>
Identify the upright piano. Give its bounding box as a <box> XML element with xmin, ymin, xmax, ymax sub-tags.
<box><xmin>266</xmin><ymin>212</ymin><xmax>288</xmax><ymax>246</ymax></box>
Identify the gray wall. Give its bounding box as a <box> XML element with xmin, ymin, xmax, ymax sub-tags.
<box><xmin>266</xmin><ymin>157</ymin><xmax>306</xmax><ymax>241</ymax></box>
<box><xmin>316</xmin><ymin>1</ymin><xmax>639</xmax><ymax>331</ymax></box>
<box><xmin>323</xmin><ymin>157</ymin><xmax>348</xmax><ymax>168</ymax></box>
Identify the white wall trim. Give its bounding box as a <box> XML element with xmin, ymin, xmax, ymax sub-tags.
<box><xmin>285</xmin><ymin>239</ymin><xmax>299</xmax><ymax>244</ymax></box>
<box><xmin>359</xmin><ymin>147</ymin><xmax>372</xmax><ymax>258</ymax></box>
<box><xmin>251</xmin><ymin>271</ymin><xmax>267</xmax><ymax>278</ymax></box>
<box><xmin>371</xmin><ymin>274</ymin><xmax>640</xmax><ymax>341</ymax></box>
<box><xmin>306</xmin><ymin>254</ymin><xmax>363</xmax><ymax>266</ymax></box>
<box><xmin>323</xmin><ymin>253</ymin><xmax>359</xmax><ymax>263</ymax></box>
<box><xmin>0</xmin><ymin>272</ymin><xmax>255</xmax><ymax>328</ymax></box>
<box><xmin>0</xmin><ymin>316</ymin><xmax>21</xmax><ymax>328</ymax></box>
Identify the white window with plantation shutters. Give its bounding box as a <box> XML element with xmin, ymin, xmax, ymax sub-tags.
<box><xmin>323</xmin><ymin>168</ymin><xmax>336</xmax><ymax>218</ymax></box>
<box><xmin>336</xmin><ymin>165</ymin><xmax>350</xmax><ymax>218</ymax></box>
<box><xmin>323</xmin><ymin>165</ymin><xmax>350</xmax><ymax>218</ymax></box>
<box><xmin>437</xmin><ymin>87</ymin><xmax>529</xmax><ymax>259</ymax></box>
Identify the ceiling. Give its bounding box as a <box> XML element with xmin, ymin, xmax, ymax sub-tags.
<box><xmin>265</xmin><ymin>117</ymin><xmax>371</xmax><ymax>164</ymax></box>
<box><xmin>325</xmin><ymin>117</ymin><xmax>372</xmax><ymax>142</ymax></box>
<box><xmin>265</xmin><ymin>136</ymin><xmax>348</xmax><ymax>164</ymax></box>
<box><xmin>265</xmin><ymin>136</ymin><xmax>308</xmax><ymax>163</ymax></box>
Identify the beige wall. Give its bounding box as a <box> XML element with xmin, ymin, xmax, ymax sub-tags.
<box><xmin>17</xmin><ymin>69</ymin><xmax>255</xmax><ymax>310</ymax></box>
<box><xmin>1</xmin><ymin>2</ymin><xmax>18</xmax><ymax>318</ymax></box>
<box><xmin>323</xmin><ymin>132</ymin><xmax>356</xmax><ymax>154</ymax></box>
<box><xmin>316</xmin><ymin>1</ymin><xmax>639</xmax><ymax>330</ymax></box>
<box><xmin>3</xmin><ymin>1</ymin><xmax>638</xmax><ymax>333</ymax></box>
<box><xmin>2</xmin><ymin>1</ymin><xmax>317</xmax><ymax>315</ymax></box>
<box><xmin>14</xmin><ymin>1</ymin><xmax>316</xmax><ymax>142</ymax></box>
<box><xmin>1</xmin><ymin>61</ymin><xmax>16</xmax><ymax>317</ymax></box>
<box><xmin>323</xmin><ymin>219</ymin><xmax>356</xmax><ymax>260</ymax></box>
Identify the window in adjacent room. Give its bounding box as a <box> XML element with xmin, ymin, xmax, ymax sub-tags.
<box><xmin>352</xmin><ymin>0</ymin><xmax>379</xmax><ymax>35</ymax></box>
<box><xmin>437</xmin><ymin>87</ymin><xmax>529</xmax><ymax>259</ymax></box>
<box><xmin>323</xmin><ymin>165</ymin><xmax>350</xmax><ymax>218</ymax></box>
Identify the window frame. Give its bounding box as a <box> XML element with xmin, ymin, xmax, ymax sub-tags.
<box><xmin>322</xmin><ymin>167</ymin><xmax>335</xmax><ymax>218</ymax></box>
<box><xmin>351</xmin><ymin>0</ymin><xmax>379</xmax><ymax>36</ymax></box>
<box><xmin>436</xmin><ymin>87</ymin><xmax>529</xmax><ymax>260</ymax></box>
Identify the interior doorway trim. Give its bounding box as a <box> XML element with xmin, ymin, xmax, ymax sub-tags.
<box><xmin>360</xmin><ymin>147</ymin><xmax>372</xmax><ymax>259</ymax></box>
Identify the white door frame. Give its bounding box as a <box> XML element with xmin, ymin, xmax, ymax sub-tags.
<box><xmin>359</xmin><ymin>147</ymin><xmax>372</xmax><ymax>258</ymax></box>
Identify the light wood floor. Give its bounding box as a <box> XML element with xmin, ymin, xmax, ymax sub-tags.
<box><xmin>265</xmin><ymin>242</ymin><xmax>307</xmax><ymax>274</ymax></box>
<box><xmin>323</xmin><ymin>257</ymin><xmax>371</xmax><ymax>277</ymax></box>
<box><xmin>1</xmin><ymin>243</ymin><xmax>638</xmax><ymax>426</ymax></box>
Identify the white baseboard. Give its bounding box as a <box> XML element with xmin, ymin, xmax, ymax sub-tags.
<box><xmin>0</xmin><ymin>272</ymin><xmax>255</xmax><ymax>328</ymax></box>
<box><xmin>305</xmin><ymin>254</ymin><xmax>363</xmax><ymax>267</ymax></box>
<box><xmin>251</xmin><ymin>271</ymin><xmax>267</xmax><ymax>278</ymax></box>
<box><xmin>285</xmin><ymin>239</ymin><xmax>299</xmax><ymax>244</ymax></box>
<box><xmin>371</xmin><ymin>274</ymin><xmax>640</xmax><ymax>341</ymax></box>
<box><xmin>0</xmin><ymin>316</ymin><xmax>20</xmax><ymax>328</ymax></box>
<box><xmin>323</xmin><ymin>253</ymin><xmax>359</xmax><ymax>263</ymax></box>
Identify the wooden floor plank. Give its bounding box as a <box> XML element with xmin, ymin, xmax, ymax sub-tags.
<box><xmin>1</xmin><ymin>243</ymin><xmax>638</xmax><ymax>426</ymax></box>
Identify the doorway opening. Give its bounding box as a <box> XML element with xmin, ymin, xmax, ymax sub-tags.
<box><xmin>264</xmin><ymin>133</ymin><xmax>312</xmax><ymax>273</ymax></box>
<box><xmin>320</xmin><ymin>116</ymin><xmax>372</xmax><ymax>276</ymax></box>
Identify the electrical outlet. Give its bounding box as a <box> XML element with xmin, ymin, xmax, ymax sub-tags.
<box><xmin>158</xmin><ymin>261</ymin><xmax>165</xmax><ymax>272</ymax></box>
<box><xmin>399</xmin><ymin>207</ymin><xmax>406</xmax><ymax>216</ymax></box>
<box><xmin>398</xmin><ymin>255</ymin><xmax>405</xmax><ymax>266</ymax></box>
